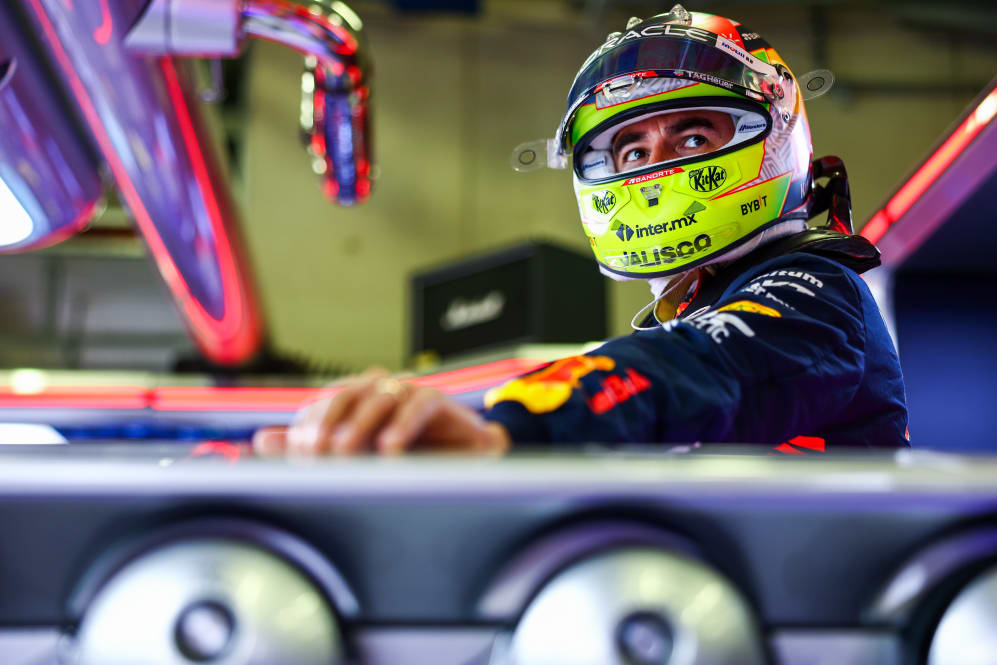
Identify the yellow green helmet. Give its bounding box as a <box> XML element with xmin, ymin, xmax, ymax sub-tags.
<box><xmin>516</xmin><ymin>5</ymin><xmax>821</xmax><ymax>279</ymax></box>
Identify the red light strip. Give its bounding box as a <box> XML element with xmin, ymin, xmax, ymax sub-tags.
<box><xmin>153</xmin><ymin>358</ymin><xmax>547</xmax><ymax>411</ymax></box>
<box><xmin>862</xmin><ymin>86</ymin><xmax>997</xmax><ymax>244</ymax></box>
<box><xmin>861</xmin><ymin>210</ymin><xmax>891</xmax><ymax>246</ymax></box>
<box><xmin>26</xmin><ymin>1</ymin><xmax>260</xmax><ymax>364</ymax></box>
<box><xmin>0</xmin><ymin>387</ymin><xmax>149</xmax><ymax>410</ymax></box>
<box><xmin>152</xmin><ymin>387</ymin><xmax>323</xmax><ymax>412</ymax></box>
<box><xmin>159</xmin><ymin>59</ymin><xmax>260</xmax><ymax>362</ymax></box>
<box><xmin>410</xmin><ymin>357</ymin><xmax>547</xmax><ymax>394</ymax></box>
<box><xmin>0</xmin><ymin>358</ymin><xmax>548</xmax><ymax>413</ymax></box>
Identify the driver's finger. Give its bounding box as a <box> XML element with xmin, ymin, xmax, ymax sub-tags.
<box><xmin>376</xmin><ymin>387</ymin><xmax>444</xmax><ymax>454</ymax></box>
<box><xmin>288</xmin><ymin>369</ymin><xmax>391</xmax><ymax>454</ymax></box>
<box><xmin>253</xmin><ymin>426</ymin><xmax>289</xmax><ymax>456</ymax></box>
<box><xmin>332</xmin><ymin>379</ymin><xmax>409</xmax><ymax>454</ymax></box>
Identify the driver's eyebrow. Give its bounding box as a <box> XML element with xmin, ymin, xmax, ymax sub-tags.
<box><xmin>612</xmin><ymin>129</ymin><xmax>647</xmax><ymax>153</ymax></box>
<box><xmin>611</xmin><ymin>116</ymin><xmax>719</xmax><ymax>153</ymax></box>
<box><xmin>668</xmin><ymin>116</ymin><xmax>717</xmax><ymax>134</ymax></box>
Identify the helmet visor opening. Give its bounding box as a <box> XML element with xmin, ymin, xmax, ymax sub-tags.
<box><xmin>558</xmin><ymin>32</ymin><xmax>795</xmax><ymax>154</ymax></box>
<box><xmin>574</xmin><ymin>103</ymin><xmax>770</xmax><ymax>183</ymax></box>
<box><xmin>568</xmin><ymin>36</ymin><xmax>753</xmax><ymax>107</ymax></box>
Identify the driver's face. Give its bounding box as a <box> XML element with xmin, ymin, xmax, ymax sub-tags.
<box><xmin>610</xmin><ymin>110</ymin><xmax>736</xmax><ymax>173</ymax></box>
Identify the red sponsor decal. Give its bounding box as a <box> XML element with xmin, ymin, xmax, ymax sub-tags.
<box><xmin>586</xmin><ymin>367</ymin><xmax>652</xmax><ymax>414</ymax></box>
<box><xmin>773</xmin><ymin>435</ymin><xmax>827</xmax><ymax>455</ymax></box>
<box><xmin>788</xmin><ymin>435</ymin><xmax>826</xmax><ymax>452</ymax></box>
<box><xmin>693</xmin><ymin>15</ymin><xmax>745</xmax><ymax>49</ymax></box>
<box><xmin>596</xmin><ymin>71</ymin><xmax>659</xmax><ymax>93</ymax></box>
<box><xmin>623</xmin><ymin>168</ymin><xmax>683</xmax><ymax>186</ymax></box>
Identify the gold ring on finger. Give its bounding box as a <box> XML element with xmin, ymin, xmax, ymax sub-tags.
<box><xmin>376</xmin><ymin>378</ymin><xmax>404</xmax><ymax>396</ymax></box>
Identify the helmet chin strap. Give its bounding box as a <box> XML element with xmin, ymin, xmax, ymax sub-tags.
<box><xmin>632</xmin><ymin>269</ymin><xmax>702</xmax><ymax>331</ymax></box>
<box><xmin>630</xmin><ymin>218</ymin><xmax>808</xmax><ymax>331</ymax></box>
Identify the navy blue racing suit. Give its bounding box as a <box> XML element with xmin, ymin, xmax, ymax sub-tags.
<box><xmin>482</xmin><ymin>235</ymin><xmax>908</xmax><ymax>451</ymax></box>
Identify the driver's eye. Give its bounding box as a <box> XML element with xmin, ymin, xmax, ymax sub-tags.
<box><xmin>623</xmin><ymin>148</ymin><xmax>649</xmax><ymax>163</ymax></box>
<box><xmin>680</xmin><ymin>135</ymin><xmax>708</xmax><ymax>151</ymax></box>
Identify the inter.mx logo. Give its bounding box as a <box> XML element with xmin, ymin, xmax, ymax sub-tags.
<box><xmin>615</xmin><ymin>210</ymin><xmax>700</xmax><ymax>242</ymax></box>
<box><xmin>615</xmin><ymin>202</ymin><xmax>706</xmax><ymax>242</ymax></box>
<box><xmin>689</xmin><ymin>166</ymin><xmax>727</xmax><ymax>193</ymax></box>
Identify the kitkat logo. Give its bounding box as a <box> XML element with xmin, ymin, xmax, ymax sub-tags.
<box><xmin>591</xmin><ymin>190</ymin><xmax>617</xmax><ymax>214</ymax></box>
<box><xmin>689</xmin><ymin>165</ymin><xmax>727</xmax><ymax>193</ymax></box>
<box><xmin>623</xmin><ymin>167</ymin><xmax>683</xmax><ymax>186</ymax></box>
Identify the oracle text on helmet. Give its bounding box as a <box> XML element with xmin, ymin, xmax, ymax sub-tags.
<box><xmin>580</xmin><ymin>25</ymin><xmax>716</xmax><ymax>72</ymax></box>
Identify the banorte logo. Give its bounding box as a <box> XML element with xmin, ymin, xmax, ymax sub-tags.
<box><xmin>689</xmin><ymin>166</ymin><xmax>727</xmax><ymax>193</ymax></box>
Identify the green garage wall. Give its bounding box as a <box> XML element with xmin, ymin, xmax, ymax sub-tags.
<box><xmin>239</xmin><ymin>1</ymin><xmax>996</xmax><ymax>371</ymax></box>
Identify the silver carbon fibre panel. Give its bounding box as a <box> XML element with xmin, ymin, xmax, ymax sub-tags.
<box><xmin>0</xmin><ymin>448</ymin><xmax>995</xmax><ymax>498</ymax></box>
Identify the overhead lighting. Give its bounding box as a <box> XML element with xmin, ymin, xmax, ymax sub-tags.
<box><xmin>10</xmin><ymin>369</ymin><xmax>47</xmax><ymax>395</ymax></box>
<box><xmin>862</xmin><ymin>85</ymin><xmax>997</xmax><ymax>245</ymax></box>
<box><xmin>0</xmin><ymin>176</ymin><xmax>33</xmax><ymax>247</ymax></box>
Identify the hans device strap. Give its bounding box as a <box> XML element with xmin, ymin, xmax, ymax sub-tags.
<box><xmin>633</xmin><ymin>229</ymin><xmax>880</xmax><ymax>329</ymax></box>
<box><xmin>678</xmin><ymin>230</ymin><xmax>881</xmax><ymax>320</ymax></box>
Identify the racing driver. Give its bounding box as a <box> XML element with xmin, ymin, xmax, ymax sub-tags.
<box><xmin>255</xmin><ymin>5</ymin><xmax>909</xmax><ymax>456</ymax></box>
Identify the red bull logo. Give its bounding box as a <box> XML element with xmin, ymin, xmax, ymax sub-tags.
<box><xmin>484</xmin><ymin>356</ymin><xmax>615</xmax><ymax>414</ymax></box>
<box><xmin>587</xmin><ymin>367</ymin><xmax>652</xmax><ymax>415</ymax></box>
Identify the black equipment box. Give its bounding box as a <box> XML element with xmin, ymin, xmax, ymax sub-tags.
<box><xmin>411</xmin><ymin>241</ymin><xmax>606</xmax><ymax>360</ymax></box>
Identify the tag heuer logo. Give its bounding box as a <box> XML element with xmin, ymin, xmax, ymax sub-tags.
<box><xmin>689</xmin><ymin>166</ymin><xmax>727</xmax><ymax>193</ymax></box>
<box><xmin>591</xmin><ymin>191</ymin><xmax>616</xmax><ymax>214</ymax></box>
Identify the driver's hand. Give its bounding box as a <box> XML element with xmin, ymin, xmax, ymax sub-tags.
<box><xmin>253</xmin><ymin>368</ymin><xmax>511</xmax><ymax>456</ymax></box>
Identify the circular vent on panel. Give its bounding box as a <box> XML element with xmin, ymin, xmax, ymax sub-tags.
<box><xmin>71</xmin><ymin>521</ymin><xmax>354</xmax><ymax>665</ymax></box>
<box><xmin>868</xmin><ymin>527</ymin><xmax>997</xmax><ymax>665</ymax></box>
<box><xmin>478</xmin><ymin>522</ymin><xmax>767</xmax><ymax>665</ymax></box>
<box><xmin>927</xmin><ymin>563</ymin><xmax>997</xmax><ymax>665</ymax></box>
